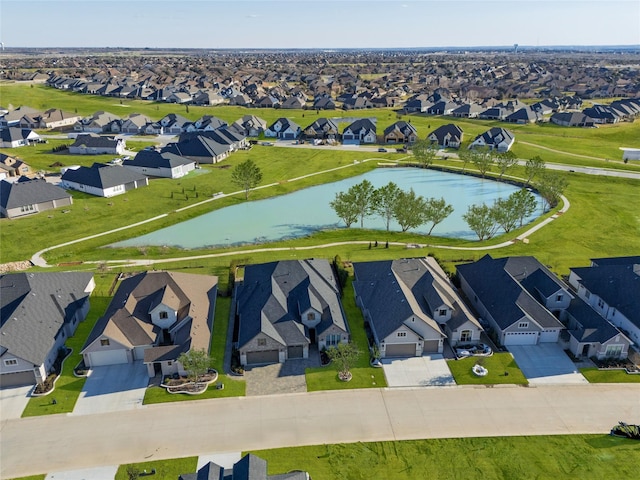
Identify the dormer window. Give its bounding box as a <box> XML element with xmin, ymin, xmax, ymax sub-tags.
<box><xmin>307</xmin><ymin>313</ymin><xmax>314</xmax><ymax>321</ymax></box>
<box><xmin>439</xmin><ymin>309</ymin><xmax>448</xmax><ymax>316</ymax></box>
<box><xmin>159</xmin><ymin>311</ymin><xmax>168</xmax><ymax>319</ymax></box>
<box><xmin>518</xmin><ymin>322</ymin><xmax>529</xmax><ymax>329</ymax></box>
<box><xmin>556</xmin><ymin>294</ymin><xmax>563</xmax><ymax>302</ymax></box>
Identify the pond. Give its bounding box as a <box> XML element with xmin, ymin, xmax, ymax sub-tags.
<box><xmin>113</xmin><ymin>167</ymin><xmax>541</xmax><ymax>249</ymax></box>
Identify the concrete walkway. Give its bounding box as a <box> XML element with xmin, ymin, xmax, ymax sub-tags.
<box><xmin>2</xmin><ymin>384</ymin><xmax>639</xmax><ymax>478</ymax></box>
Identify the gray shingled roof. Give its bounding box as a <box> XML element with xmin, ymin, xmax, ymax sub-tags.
<box><xmin>566</xmin><ymin>297</ymin><xmax>624</xmax><ymax>344</ymax></box>
<box><xmin>0</xmin><ymin>178</ymin><xmax>71</xmax><ymax>210</ymax></box>
<box><xmin>70</xmin><ymin>133</ymin><xmax>120</xmax><ymax>148</ymax></box>
<box><xmin>236</xmin><ymin>260</ymin><xmax>347</xmax><ymax>349</ymax></box>
<box><xmin>61</xmin><ymin>163</ymin><xmax>148</xmax><ymax>189</ymax></box>
<box><xmin>164</xmin><ymin>135</ymin><xmax>230</xmax><ymax>158</ymax></box>
<box><xmin>125</xmin><ymin>149</ymin><xmax>194</xmax><ymax>169</ymax></box>
<box><xmin>1</xmin><ymin>272</ymin><xmax>93</xmax><ymax>366</ymax></box>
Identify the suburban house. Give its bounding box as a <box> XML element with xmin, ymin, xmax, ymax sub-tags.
<box><xmin>120</xmin><ymin>114</ymin><xmax>153</xmax><ymax>134</ymax></box>
<box><xmin>81</xmin><ymin>271</ymin><xmax>218</xmax><ymax>378</ymax></box>
<box><xmin>230</xmin><ymin>115</ymin><xmax>267</xmax><ymax>137</ymax></box>
<box><xmin>192</xmin><ymin>90</ymin><xmax>226</xmax><ymax>106</ymax></box>
<box><xmin>451</xmin><ymin>103</ymin><xmax>483</xmax><ymax>118</ymax></box>
<box><xmin>302</xmin><ymin>118</ymin><xmax>339</xmax><ymax>140</ymax></box>
<box><xmin>264</xmin><ymin>118</ymin><xmax>301</xmax><ymax>139</ymax></box>
<box><xmin>20</xmin><ymin>108</ymin><xmax>81</xmax><ymax>129</ymax></box>
<box><xmin>163</xmin><ymin>135</ymin><xmax>231</xmax><ymax>164</ymax></box>
<box><xmin>0</xmin><ymin>127</ymin><xmax>41</xmax><ymax>148</ymax></box>
<box><xmin>61</xmin><ymin>163</ymin><xmax>149</xmax><ymax>197</ymax></box>
<box><xmin>568</xmin><ymin>256</ymin><xmax>640</xmax><ymax>347</ymax></box>
<box><xmin>281</xmin><ymin>96</ymin><xmax>306</xmax><ymax>109</ymax></box>
<box><xmin>427</xmin><ymin>124</ymin><xmax>464</xmax><ymax>149</ymax></box>
<box><xmin>0</xmin><ymin>153</ymin><xmax>33</xmax><ymax>178</ymax></box>
<box><xmin>74</xmin><ymin>111</ymin><xmax>120</xmax><ymax>133</ymax></box>
<box><xmin>68</xmin><ymin>133</ymin><xmax>126</xmax><ymax>155</ymax></box>
<box><xmin>427</xmin><ymin>100</ymin><xmax>460</xmax><ymax>115</ymax></box>
<box><xmin>0</xmin><ymin>177</ymin><xmax>73</xmax><ymax>218</ymax></box>
<box><xmin>123</xmin><ymin>149</ymin><xmax>196</xmax><ymax>179</ymax></box>
<box><xmin>383</xmin><ymin>121</ymin><xmax>417</xmax><ymax>144</ymax></box>
<box><xmin>550</xmin><ymin>112</ymin><xmax>595</xmax><ymax>127</ymax></box>
<box><xmin>235</xmin><ymin>259</ymin><xmax>349</xmax><ymax>366</ymax></box>
<box><xmin>184</xmin><ymin>115</ymin><xmax>228</xmax><ymax>133</ymax></box>
<box><xmin>165</xmin><ymin>92</ymin><xmax>192</xmax><ymax>104</ymax></box>
<box><xmin>313</xmin><ymin>96</ymin><xmax>336</xmax><ymax>110</ymax></box>
<box><xmin>353</xmin><ymin>258</ymin><xmax>482</xmax><ymax>358</ymax></box>
<box><xmin>469</xmin><ymin>127</ymin><xmax>515</xmax><ymax>152</ymax></box>
<box><xmin>0</xmin><ymin>272</ymin><xmax>95</xmax><ymax>388</ymax></box>
<box><xmin>342</xmin><ymin>118</ymin><xmax>377</xmax><ymax>145</ymax></box>
<box><xmin>456</xmin><ymin>255</ymin><xmax>566</xmax><ymax>346</ymax></box>
<box><xmin>145</xmin><ymin>113</ymin><xmax>190</xmax><ymax>135</ymax></box>
<box><xmin>505</xmin><ymin>106</ymin><xmax>541</xmax><ymax>124</ymax></box>
<box><xmin>0</xmin><ymin>106</ymin><xmax>41</xmax><ymax>128</ymax></box>
<box><xmin>179</xmin><ymin>454</ymin><xmax>309</xmax><ymax>480</ymax></box>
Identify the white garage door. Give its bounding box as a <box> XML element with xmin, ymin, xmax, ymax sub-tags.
<box><xmin>385</xmin><ymin>343</ymin><xmax>417</xmax><ymax>357</ymax></box>
<box><xmin>88</xmin><ymin>349</ymin><xmax>129</xmax><ymax>366</ymax></box>
<box><xmin>503</xmin><ymin>332</ymin><xmax>538</xmax><ymax>346</ymax></box>
<box><xmin>540</xmin><ymin>330</ymin><xmax>559</xmax><ymax>343</ymax></box>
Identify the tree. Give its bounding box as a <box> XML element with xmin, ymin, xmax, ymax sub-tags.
<box><xmin>231</xmin><ymin>159</ymin><xmax>263</xmax><ymax>200</ymax></box>
<box><xmin>492</xmin><ymin>197</ymin><xmax>519</xmax><ymax>233</ymax></box>
<box><xmin>462</xmin><ymin>203</ymin><xmax>500</xmax><ymax>241</ymax></box>
<box><xmin>537</xmin><ymin>172</ymin><xmax>568</xmax><ymax>211</ymax></box>
<box><xmin>393</xmin><ymin>188</ymin><xmax>428</xmax><ymax>232</ymax></box>
<box><xmin>326</xmin><ymin>342</ymin><xmax>361</xmax><ymax>380</ymax></box>
<box><xmin>495</xmin><ymin>150</ymin><xmax>518</xmax><ymax>179</ymax></box>
<box><xmin>330</xmin><ymin>190</ymin><xmax>359</xmax><ymax>227</ymax></box>
<box><xmin>457</xmin><ymin>149</ymin><xmax>473</xmax><ymax>173</ymax></box>
<box><xmin>412</xmin><ymin>139</ymin><xmax>438</xmax><ymax>169</ymax></box>
<box><xmin>350</xmin><ymin>179</ymin><xmax>376</xmax><ymax>228</ymax></box>
<box><xmin>177</xmin><ymin>349</ymin><xmax>213</xmax><ymax>384</ymax></box>
<box><xmin>510</xmin><ymin>188</ymin><xmax>537</xmax><ymax>227</ymax></box>
<box><xmin>424</xmin><ymin>197</ymin><xmax>454</xmax><ymax>235</ymax></box>
<box><xmin>471</xmin><ymin>147</ymin><xmax>495</xmax><ymax>178</ymax></box>
<box><xmin>372</xmin><ymin>182</ymin><xmax>401</xmax><ymax>231</ymax></box>
<box><xmin>525</xmin><ymin>156</ymin><xmax>546</xmax><ymax>185</ymax></box>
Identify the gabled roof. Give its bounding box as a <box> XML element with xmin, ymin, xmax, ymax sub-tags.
<box><xmin>1</xmin><ymin>272</ymin><xmax>94</xmax><ymax>366</ymax></box>
<box><xmin>61</xmin><ymin>163</ymin><xmax>148</xmax><ymax>189</ymax></box>
<box><xmin>125</xmin><ymin>149</ymin><xmax>194</xmax><ymax>169</ymax></box>
<box><xmin>472</xmin><ymin>127</ymin><xmax>514</xmax><ymax>146</ymax></box>
<box><xmin>303</xmin><ymin>117</ymin><xmax>338</xmax><ymax>133</ymax></box>
<box><xmin>70</xmin><ymin>133</ymin><xmax>121</xmax><ymax>148</ymax></box>
<box><xmin>236</xmin><ymin>260</ymin><xmax>347</xmax><ymax>348</ymax></box>
<box><xmin>383</xmin><ymin>121</ymin><xmax>417</xmax><ymax>137</ymax></box>
<box><xmin>0</xmin><ymin>127</ymin><xmax>34</xmax><ymax>142</ymax></box>
<box><xmin>428</xmin><ymin>124</ymin><xmax>463</xmax><ymax>143</ymax></box>
<box><xmin>0</xmin><ymin>178</ymin><xmax>71</xmax><ymax>210</ymax></box>
<box><xmin>566</xmin><ymin>297</ymin><xmax>627</xmax><ymax>344</ymax></box>
<box><xmin>343</xmin><ymin>118</ymin><xmax>376</xmax><ymax>134</ymax></box>
<box><xmin>164</xmin><ymin>135</ymin><xmax>231</xmax><ymax>158</ymax></box>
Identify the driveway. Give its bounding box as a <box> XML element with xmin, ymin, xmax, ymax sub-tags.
<box><xmin>46</xmin><ymin>466</ymin><xmax>118</xmax><ymax>480</ymax></box>
<box><xmin>72</xmin><ymin>362</ymin><xmax>148</xmax><ymax>415</ymax></box>
<box><xmin>0</xmin><ymin>385</ymin><xmax>33</xmax><ymax>420</ymax></box>
<box><xmin>244</xmin><ymin>349</ymin><xmax>320</xmax><ymax>396</ymax></box>
<box><xmin>508</xmin><ymin>344</ymin><xmax>588</xmax><ymax>384</ymax></box>
<box><xmin>382</xmin><ymin>354</ymin><xmax>455</xmax><ymax>387</ymax></box>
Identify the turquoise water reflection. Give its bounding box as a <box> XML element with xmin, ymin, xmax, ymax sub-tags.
<box><xmin>113</xmin><ymin>168</ymin><xmax>540</xmax><ymax>249</ymax></box>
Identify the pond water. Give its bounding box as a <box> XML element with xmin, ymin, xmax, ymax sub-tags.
<box><xmin>113</xmin><ymin>168</ymin><xmax>541</xmax><ymax>249</ymax></box>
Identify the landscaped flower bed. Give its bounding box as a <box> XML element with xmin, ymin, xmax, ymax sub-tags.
<box><xmin>592</xmin><ymin>358</ymin><xmax>640</xmax><ymax>374</ymax></box>
<box><xmin>161</xmin><ymin>369</ymin><xmax>219</xmax><ymax>395</ymax></box>
<box><xmin>33</xmin><ymin>347</ymin><xmax>71</xmax><ymax>395</ymax></box>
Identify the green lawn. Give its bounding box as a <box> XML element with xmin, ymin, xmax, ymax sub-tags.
<box><xmin>143</xmin><ymin>295</ymin><xmax>246</xmax><ymax>404</ymax></box>
<box><xmin>21</xmin><ymin>274</ymin><xmax>115</xmax><ymax>417</ymax></box>
<box><xmin>248</xmin><ymin>435</ymin><xmax>640</xmax><ymax>480</ymax></box>
<box><xmin>580</xmin><ymin>367</ymin><xmax>640</xmax><ymax>383</ymax></box>
<box><xmin>305</xmin><ymin>277</ymin><xmax>387</xmax><ymax>391</ymax></box>
<box><xmin>8</xmin><ymin>476</ymin><xmax>46</xmax><ymax>480</ymax></box>
<box><xmin>115</xmin><ymin>457</ymin><xmax>197</xmax><ymax>480</ymax></box>
<box><xmin>447</xmin><ymin>353</ymin><xmax>528</xmax><ymax>385</ymax></box>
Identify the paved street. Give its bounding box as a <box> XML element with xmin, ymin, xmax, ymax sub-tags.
<box><xmin>1</xmin><ymin>384</ymin><xmax>639</xmax><ymax>479</ymax></box>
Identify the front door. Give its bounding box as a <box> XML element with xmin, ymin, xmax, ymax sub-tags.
<box><xmin>582</xmin><ymin>344</ymin><xmax>590</xmax><ymax>357</ymax></box>
<box><xmin>309</xmin><ymin>328</ymin><xmax>316</xmax><ymax>344</ymax></box>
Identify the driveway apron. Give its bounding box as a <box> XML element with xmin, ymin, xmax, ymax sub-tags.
<box><xmin>508</xmin><ymin>344</ymin><xmax>588</xmax><ymax>384</ymax></box>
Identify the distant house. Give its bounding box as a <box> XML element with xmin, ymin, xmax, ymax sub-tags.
<box><xmin>342</xmin><ymin>95</ymin><xmax>373</xmax><ymax>110</ymax></box>
<box><xmin>163</xmin><ymin>135</ymin><xmax>231</xmax><ymax>164</ymax></box>
<box><xmin>230</xmin><ymin>115</ymin><xmax>267</xmax><ymax>137</ymax></box>
<box><xmin>426</xmin><ymin>100</ymin><xmax>459</xmax><ymax>115</ymax></box>
<box><xmin>550</xmin><ymin>112</ymin><xmax>595</xmax><ymax>127</ymax></box>
<box><xmin>402</xmin><ymin>98</ymin><xmax>432</xmax><ymax>113</ymax></box>
<box><xmin>469</xmin><ymin>127</ymin><xmax>515</xmax><ymax>152</ymax></box>
<box><xmin>179</xmin><ymin>453</ymin><xmax>309</xmax><ymax>480</ymax></box>
<box><xmin>68</xmin><ymin>133</ymin><xmax>126</xmax><ymax>155</ymax></box>
<box><xmin>281</xmin><ymin>96</ymin><xmax>306</xmax><ymax>109</ymax></box>
<box><xmin>120</xmin><ymin>114</ymin><xmax>153</xmax><ymax>134</ymax></box>
<box><xmin>478</xmin><ymin>107</ymin><xmax>510</xmax><ymax>121</ymax></box>
<box><xmin>74</xmin><ymin>111</ymin><xmax>120</xmax><ymax>133</ymax></box>
<box><xmin>342</xmin><ymin>118</ymin><xmax>377</xmax><ymax>145</ymax></box>
<box><xmin>0</xmin><ymin>127</ymin><xmax>41</xmax><ymax>148</ymax></box>
<box><xmin>582</xmin><ymin>105</ymin><xmax>620</xmax><ymax>124</ymax></box>
<box><xmin>192</xmin><ymin>90</ymin><xmax>226</xmax><ymax>106</ymax></box>
<box><xmin>383</xmin><ymin>121</ymin><xmax>417</xmax><ymax>144</ymax></box>
<box><xmin>123</xmin><ymin>149</ymin><xmax>195</xmax><ymax>178</ymax></box>
<box><xmin>451</xmin><ymin>103</ymin><xmax>483</xmax><ymax>118</ymax></box>
<box><xmin>0</xmin><ymin>177</ymin><xmax>73</xmax><ymax>218</ymax></box>
<box><xmin>313</xmin><ymin>96</ymin><xmax>336</xmax><ymax>110</ymax></box>
<box><xmin>235</xmin><ymin>259</ymin><xmax>349</xmax><ymax>366</ymax></box>
<box><xmin>0</xmin><ymin>106</ymin><xmax>41</xmax><ymax>128</ymax></box>
<box><xmin>0</xmin><ymin>272</ymin><xmax>95</xmax><ymax>388</ymax></box>
<box><xmin>81</xmin><ymin>271</ymin><xmax>217</xmax><ymax>377</ymax></box>
<box><xmin>184</xmin><ymin>115</ymin><xmax>227</xmax><ymax>133</ymax></box>
<box><xmin>353</xmin><ymin>258</ymin><xmax>483</xmax><ymax>357</ymax></box>
<box><xmin>302</xmin><ymin>118</ymin><xmax>339</xmax><ymax>140</ymax></box>
<box><xmin>145</xmin><ymin>113</ymin><xmax>190</xmax><ymax>135</ymax></box>
<box><xmin>568</xmin><ymin>256</ymin><xmax>640</xmax><ymax>347</ymax></box>
<box><xmin>61</xmin><ymin>163</ymin><xmax>149</xmax><ymax>197</ymax></box>
<box><xmin>427</xmin><ymin>124</ymin><xmax>464</xmax><ymax>149</ymax></box>
<box><xmin>264</xmin><ymin>118</ymin><xmax>301</xmax><ymax>140</ymax></box>
<box><xmin>456</xmin><ymin>255</ymin><xmax>567</xmax><ymax>346</ymax></box>
<box><xmin>0</xmin><ymin>153</ymin><xmax>34</xmax><ymax>178</ymax></box>
<box><xmin>165</xmin><ymin>92</ymin><xmax>192</xmax><ymax>104</ymax></box>
<box><xmin>505</xmin><ymin>107</ymin><xmax>541</xmax><ymax>124</ymax></box>
<box><xmin>28</xmin><ymin>108</ymin><xmax>81</xmax><ymax>129</ymax></box>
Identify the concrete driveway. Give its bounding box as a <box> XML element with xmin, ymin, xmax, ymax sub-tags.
<box><xmin>73</xmin><ymin>362</ymin><xmax>148</xmax><ymax>416</ymax></box>
<box><xmin>0</xmin><ymin>385</ymin><xmax>33</xmax><ymax>420</ymax></box>
<box><xmin>382</xmin><ymin>354</ymin><xmax>455</xmax><ymax>387</ymax></box>
<box><xmin>508</xmin><ymin>344</ymin><xmax>588</xmax><ymax>384</ymax></box>
<box><xmin>46</xmin><ymin>466</ymin><xmax>118</xmax><ymax>480</ymax></box>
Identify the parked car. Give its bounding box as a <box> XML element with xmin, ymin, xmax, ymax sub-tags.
<box><xmin>378</xmin><ymin>147</ymin><xmax>387</xmax><ymax>152</ymax></box>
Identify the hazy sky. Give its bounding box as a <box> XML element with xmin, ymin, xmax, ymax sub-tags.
<box><xmin>2</xmin><ymin>0</ymin><xmax>639</xmax><ymax>49</ymax></box>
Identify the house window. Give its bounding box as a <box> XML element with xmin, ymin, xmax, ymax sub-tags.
<box><xmin>20</xmin><ymin>204</ymin><xmax>36</xmax><ymax>213</ymax></box>
<box><xmin>159</xmin><ymin>311</ymin><xmax>168</xmax><ymax>319</ymax></box>
<box><xmin>4</xmin><ymin>359</ymin><xmax>18</xmax><ymax>366</ymax></box>
<box><xmin>100</xmin><ymin>339</ymin><xmax>110</xmax><ymax>346</ymax></box>
<box><xmin>167</xmin><ymin>361</ymin><xmax>172</xmax><ymax>366</ymax></box>
<box><xmin>605</xmin><ymin>345</ymin><xmax>623</xmax><ymax>358</ymax></box>
<box><xmin>597</xmin><ymin>298</ymin><xmax>605</xmax><ymax>309</ymax></box>
<box><xmin>460</xmin><ymin>330</ymin><xmax>472</xmax><ymax>342</ymax></box>
<box><xmin>518</xmin><ymin>322</ymin><xmax>529</xmax><ymax>329</ymax></box>
<box><xmin>257</xmin><ymin>338</ymin><xmax>266</xmax><ymax>347</ymax></box>
<box><xmin>326</xmin><ymin>334</ymin><xmax>341</xmax><ymax>346</ymax></box>
<box><xmin>556</xmin><ymin>294</ymin><xmax>563</xmax><ymax>302</ymax></box>
<box><xmin>584</xmin><ymin>290</ymin><xmax>591</xmax><ymax>299</ymax></box>
<box><xmin>439</xmin><ymin>309</ymin><xmax>448</xmax><ymax>316</ymax></box>
<box><xmin>307</xmin><ymin>313</ymin><xmax>314</xmax><ymax>321</ymax></box>
<box><xmin>397</xmin><ymin>332</ymin><xmax>407</xmax><ymax>338</ymax></box>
